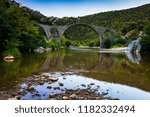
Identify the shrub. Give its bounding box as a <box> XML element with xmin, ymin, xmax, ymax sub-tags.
<box><xmin>47</xmin><ymin>38</ymin><xmax>60</xmax><ymax>50</ymax></box>
<box><xmin>102</xmin><ymin>39</ymin><xmax>112</xmax><ymax>48</ymax></box>
<box><xmin>140</xmin><ymin>36</ymin><xmax>150</xmax><ymax>54</ymax></box>
<box><xmin>3</xmin><ymin>48</ymin><xmax>21</xmax><ymax>58</ymax></box>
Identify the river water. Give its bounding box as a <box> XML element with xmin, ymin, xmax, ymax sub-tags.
<box><xmin>0</xmin><ymin>48</ymin><xmax>150</xmax><ymax>100</ymax></box>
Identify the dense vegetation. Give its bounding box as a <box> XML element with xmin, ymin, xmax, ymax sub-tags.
<box><xmin>0</xmin><ymin>0</ymin><xmax>48</xmax><ymax>57</ymax></box>
<box><xmin>47</xmin><ymin>4</ymin><xmax>150</xmax><ymax>50</ymax></box>
<box><xmin>0</xmin><ymin>0</ymin><xmax>150</xmax><ymax>56</ymax></box>
<box><xmin>140</xmin><ymin>23</ymin><xmax>150</xmax><ymax>54</ymax></box>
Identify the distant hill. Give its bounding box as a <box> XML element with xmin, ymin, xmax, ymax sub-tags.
<box><xmin>21</xmin><ymin>3</ymin><xmax>150</xmax><ymax>32</ymax></box>
<box><xmin>79</xmin><ymin>4</ymin><xmax>150</xmax><ymax>31</ymax></box>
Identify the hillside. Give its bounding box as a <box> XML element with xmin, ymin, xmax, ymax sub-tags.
<box><xmin>21</xmin><ymin>3</ymin><xmax>150</xmax><ymax>35</ymax></box>
<box><xmin>20</xmin><ymin>3</ymin><xmax>150</xmax><ymax>49</ymax></box>
<box><xmin>0</xmin><ymin>0</ymin><xmax>150</xmax><ymax>55</ymax></box>
<box><xmin>79</xmin><ymin>4</ymin><xmax>150</xmax><ymax>31</ymax></box>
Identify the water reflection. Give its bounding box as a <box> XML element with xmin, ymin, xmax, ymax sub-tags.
<box><xmin>37</xmin><ymin>48</ymin><xmax>150</xmax><ymax>92</ymax></box>
<box><xmin>21</xmin><ymin>73</ymin><xmax>150</xmax><ymax>100</ymax></box>
<box><xmin>0</xmin><ymin>53</ymin><xmax>47</xmax><ymax>90</ymax></box>
<box><xmin>0</xmin><ymin>48</ymin><xmax>150</xmax><ymax>99</ymax></box>
<box><xmin>125</xmin><ymin>52</ymin><xmax>141</xmax><ymax>64</ymax></box>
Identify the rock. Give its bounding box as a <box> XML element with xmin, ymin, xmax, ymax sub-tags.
<box><xmin>47</xmin><ymin>86</ymin><xmax>52</xmax><ymax>89</ymax></box>
<box><xmin>97</xmin><ymin>85</ymin><xmax>100</xmax><ymax>88</ymax></box>
<box><xmin>40</xmin><ymin>77</ymin><xmax>45</xmax><ymax>80</ymax></box>
<box><xmin>45</xmin><ymin>47</ymin><xmax>52</xmax><ymax>52</ymax></box>
<box><xmin>34</xmin><ymin>47</ymin><xmax>45</xmax><ymax>53</ymax></box>
<box><xmin>15</xmin><ymin>95</ymin><xmax>21</xmax><ymax>100</ymax></box>
<box><xmin>33</xmin><ymin>75</ymin><xmax>39</xmax><ymax>78</ymax></box>
<box><xmin>7</xmin><ymin>98</ymin><xmax>17</xmax><ymax>100</ymax></box>
<box><xmin>53</xmin><ymin>87</ymin><xmax>60</xmax><ymax>90</ymax></box>
<box><xmin>80</xmin><ymin>97</ymin><xmax>84</xmax><ymax>100</ymax></box>
<box><xmin>27</xmin><ymin>86</ymin><xmax>35</xmax><ymax>92</ymax></box>
<box><xmin>35</xmin><ymin>94</ymin><xmax>41</xmax><ymax>97</ymax></box>
<box><xmin>43</xmin><ymin>75</ymin><xmax>49</xmax><ymax>78</ymax></box>
<box><xmin>58</xmin><ymin>82</ymin><xmax>64</xmax><ymax>87</ymax></box>
<box><xmin>4</xmin><ymin>56</ymin><xmax>14</xmax><ymax>62</ymax></box>
<box><xmin>34</xmin><ymin>78</ymin><xmax>39</xmax><ymax>81</ymax></box>
<box><xmin>69</xmin><ymin>94</ymin><xmax>77</xmax><ymax>99</ymax></box>
<box><xmin>50</xmin><ymin>93</ymin><xmax>57</xmax><ymax>98</ymax></box>
<box><xmin>90</xmin><ymin>83</ymin><xmax>95</xmax><ymax>85</ymax></box>
<box><xmin>61</xmin><ymin>73</ymin><xmax>65</xmax><ymax>75</ymax></box>
<box><xmin>4</xmin><ymin>56</ymin><xmax>14</xmax><ymax>60</ymax></box>
<box><xmin>63</xmin><ymin>96</ymin><xmax>69</xmax><ymax>100</ymax></box>
<box><xmin>81</xmin><ymin>84</ymin><xmax>86</xmax><ymax>87</ymax></box>
<box><xmin>11</xmin><ymin>93</ymin><xmax>17</xmax><ymax>97</ymax></box>
<box><xmin>48</xmin><ymin>77</ymin><xmax>58</xmax><ymax>82</ymax></box>
<box><xmin>39</xmin><ymin>81</ymin><xmax>44</xmax><ymax>85</ymax></box>
<box><xmin>48</xmin><ymin>82</ymin><xmax>52</xmax><ymax>84</ymax></box>
<box><xmin>95</xmin><ymin>97</ymin><xmax>103</xmax><ymax>100</ymax></box>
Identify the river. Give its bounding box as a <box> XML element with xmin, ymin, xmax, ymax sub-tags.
<box><xmin>0</xmin><ymin>48</ymin><xmax>150</xmax><ymax>100</ymax></box>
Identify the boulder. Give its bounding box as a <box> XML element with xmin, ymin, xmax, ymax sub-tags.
<box><xmin>4</xmin><ymin>56</ymin><xmax>14</xmax><ymax>62</ymax></box>
<box><xmin>27</xmin><ymin>86</ymin><xmax>35</xmax><ymax>92</ymax></box>
<box><xmin>69</xmin><ymin>94</ymin><xmax>77</xmax><ymax>99</ymax></box>
<box><xmin>50</xmin><ymin>93</ymin><xmax>57</xmax><ymax>98</ymax></box>
<box><xmin>48</xmin><ymin>77</ymin><xmax>58</xmax><ymax>82</ymax></box>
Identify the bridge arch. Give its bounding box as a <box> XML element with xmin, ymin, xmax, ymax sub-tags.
<box><xmin>36</xmin><ymin>23</ymin><xmax>115</xmax><ymax>48</ymax></box>
<box><xmin>61</xmin><ymin>23</ymin><xmax>100</xmax><ymax>37</ymax></box>
<box><xmin>60</xmin><ymin>23</ymin><xmax>101</xmax><ymax>46</ymax></box>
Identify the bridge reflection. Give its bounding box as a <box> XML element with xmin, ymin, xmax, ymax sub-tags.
<box><xmin>38</xmin><ymin>48</ymin><xmax>150</xmax><ymax>92</ymax></box>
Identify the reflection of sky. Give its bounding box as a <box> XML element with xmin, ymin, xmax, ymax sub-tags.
<box><xmin>22</xmin><ymin>73</ymin><xmax>150</xmax><ymax>100</ymax></box>
<box><xmin>16</xmin><ymin>0</ymin><xmax>150</xmax><ymax>17</ymax></box>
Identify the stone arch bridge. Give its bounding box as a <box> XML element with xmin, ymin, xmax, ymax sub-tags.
<box><xmin>36</xmin><ymin>23</ymin><xmax>115</xmax><ymax>47</ymax></box>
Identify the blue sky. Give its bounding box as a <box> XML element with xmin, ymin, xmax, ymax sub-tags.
<box><xmin>16</xmin><ymin>0</ymin><xmax>150</xmax><ymax>18</ymax></box>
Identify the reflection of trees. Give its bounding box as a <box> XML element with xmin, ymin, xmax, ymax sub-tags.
<box><xmin>38</xmin><ymin>49</ymin><xmax>150</xmax><ymax>92</ymax></box>
<box><xmin>39</xmin><ymin>51</ymin><xmax>66</xmax><ymax>72</ymax></box>
<box><xmin>83</xmin><ymin>53</ymin><xmax>150</xmax><ymax>92</ymax></box>
<box><xmin>89</xmin><ymin>53</ymin><xmax>115</xmax><ymax>72</ymax></box>
<box><xmin>0</xmin><ymin>53</ymin><xmax>46</xmax><ymax>90</ymax></box>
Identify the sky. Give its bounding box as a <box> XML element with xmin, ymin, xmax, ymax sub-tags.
<box><xmin>16</xmin><ymin>0</ymin><xmax>150</xmax><ymax>18</ymax></box>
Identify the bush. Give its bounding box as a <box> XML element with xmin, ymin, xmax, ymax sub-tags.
<box><xmin>113</xmin><ymin>38</ymin><xmax>127</xmax><ymax>45</ymax></box>
<box><xmin>61</xmin><ymin>36</ymin><xmax>67</xmax><ymax>47</ymax></box>
<box><xmin>66</xmin><ymin>40</ymin><xmax>71</xmax><ymax>47</ymax></box>
<box><xmin>140</xmin><ymin>36</ymin><xmax>150</xmax><ymax>54</ymax></box>
<box><xmin>47</xmin><ymin>38</ymin><xmax>60</xmax><ymax>50</ymax></box>
<box><xmin>102</xmin><ymin>39</ymin><xmax>112</xmax><ymax>48</ymax></box>
<box><xmin>3</xmin><ymin>48</ymin><xmax>21</xmax><ymax>58</ymax></box>
<box><xmin>145</xmin><ymin>24</ymin><xmax>150</xmax><ymax>35</ymax></box>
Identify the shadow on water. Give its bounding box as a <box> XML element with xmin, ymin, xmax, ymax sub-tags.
<box><xmin>0</xmin><ymin>53</ymin><xmax>47</xmax><ymax>90</ymax></box>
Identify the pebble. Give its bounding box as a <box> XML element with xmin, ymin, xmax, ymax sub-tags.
<box><xmin>50</xmin><ymin>93</ymin><xmax>57</xmax><ymax>98</ymax></box>
<box><xmin>69</xmin><ymin>94</ymin><xmax>77</xmax><ymax>99</ymax></box>
<box><xmin>90</xmin><ymin>83</ymin><xmax>95</xmax><ymax>85</ymax></box>
<box><xmin>81</xmin><ymin>84</ymin><xmax>86</xmax><ymax>87</ymax></box>
<box><xmin>63</xmin><ymin>96</ymin><xmax>69</xmax><ymax>100</ymax></box>
<box><xmin>15</xmin><ymin>96</ymin><xmax>21</xmax><ymax>100</ymax></box>
<box><xmin>63</xmin><ymin>77</ymin><xmax>66</xmax><ymax>80</ymax></box>
<box><xmin>48</xmin><ymin>77</ymin><xmax>58</xmax><ymax>81</ymax></box>
<box><xmin>58</xmin><ymin>82</ymin><xmax>64</xmax><ymax>87</ymax></box>
<box><xmin>39</xmin><ymin>81</ymin><xmax>44</xmax><ymax>85</ymax></box>
<box><xmin>47</xmin><ymin>86</ymin><xmax>52</xmax><ymax>89</ymax></box>
<box><xmin>7</xmin><ymin>98</ymin><xmax>17</xmax><ymax>100</ymax></box>
<box><xmin>33</xmin><ymin>75</ymin><xmax>39</xmax><ymax>78</ymax></box>
<box><xmin>27</xmin><ymin>86</ymin><xmax>35</xmax><ymax>92</ymax></box>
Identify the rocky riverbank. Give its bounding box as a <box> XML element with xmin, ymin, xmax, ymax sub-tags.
<box><xmin>0</xmin><ymin>72</ymin><xmax>119</xmax><ymax>100</ymax></box>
